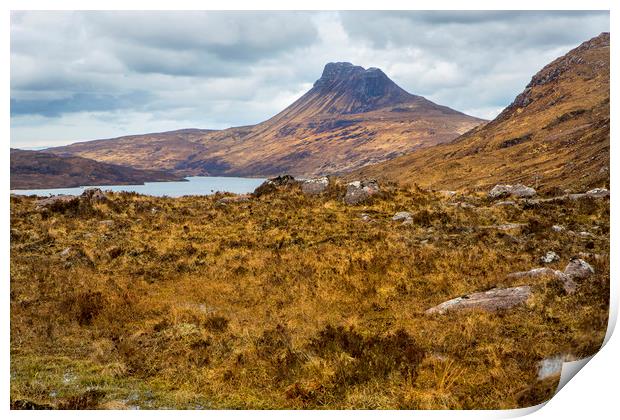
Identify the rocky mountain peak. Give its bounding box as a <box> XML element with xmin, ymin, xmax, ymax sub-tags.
<box><xmin>314</xmin><ymin>62</ymin><xmax>391</xmax><ymax>90</ymax></box>
<box><xmin>310</xmin><ymin>62</ymin><xmax>417</xmax><ymax>114</ymax></box>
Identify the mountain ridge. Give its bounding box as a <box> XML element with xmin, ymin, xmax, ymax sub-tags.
<box><xmin>45</xmin><ymin>62</ymin><xmax>484</xmax><ymax>178</ymax></box>
<box><xmin>10</xmin><ymin>148</ymin><xmax>185</xmax><ymax>190</ymax></box>
<box><xmin>349</xmin><ymin>32</ymin><xmax>610</xmax><ymax>193</ymax></box>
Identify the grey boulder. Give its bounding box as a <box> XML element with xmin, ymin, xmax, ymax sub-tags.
<box><xmin>425</xmin><ymin>286</ymin><xmax>532</xmax><ymax>315</ymax></box>
<box><xmin>343</xmin><ymin>180</ymin><xmax>380</xmax><ymax>205</ymax></box>
<box><xmin>489</xmin><ymin>184</ymin><xmax>536</xmax><ymax>199</ymax></box>
<box><xmin>301</xmin><ymin>177</ymin><xmax>329</xmax><ymax>195</ymax></box>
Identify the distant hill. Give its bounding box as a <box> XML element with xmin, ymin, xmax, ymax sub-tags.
<box><xmin>46</xmin><ymin>64</ymin><xmax>485</xmax><ymax>177</ymax></box>
<box><xmin>10</xmin><ymin>148</ymin><xmax>185</xmax><ymax>190</ymax></box>
<box><xmin>350</xmin><ymin>33</ymin><xmax>610</xmax><ymax>194</ymax></box>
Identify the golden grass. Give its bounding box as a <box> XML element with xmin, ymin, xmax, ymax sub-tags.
<box><xmin>10</xmin><ymin>183</ymin><xmax>609</xmax><ymax>409</ymax></box>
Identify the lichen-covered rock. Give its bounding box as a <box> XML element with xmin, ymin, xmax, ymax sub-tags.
<box><xmin>425</xmin><ymin>286</ymin><xmax>532</xmax><ymax>315</ymax></box>
<box><xmin>489</xmin><ymin>184</ymin><xmax>536</xmax><ymax>199</ymax></box>
<box><xmin>35</xmin><ymin>194</ymin><xmax>79</xmax><ymax>210</ymax></box>
<box><xmin>81</xmin><ymin>188</ymin><xmax>107</xmax><ymax>203</ymax></box>
<box><xmin>540</xmin><ymin>251</ymin><xmax>560</xmax><ymax>264</ymax></box>
<box><xmin>300</xmin><ymin>177</ymin><xmax>329</xmax><ymax>195</ymax></box>
<box><xmin>563</xmin><ymin>258</ymin><xmax>594</xmax><ymax>280</ymax></box>
<box><xmin>343</xmin><ymin>180</ymin><xmax>379</xmax><ymax>205</ymax></box>
<box><xmin>267</xmin><ymin>175</ymin><xmax>297</xmax><ymax>186</ymax></box>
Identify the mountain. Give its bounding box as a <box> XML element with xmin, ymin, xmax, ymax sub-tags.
<box><xmin>350</xmin><ymin>33</ymin><xmax>610</xmax><ymax>193</ymax></box>
<box><xmin>10</xmin><ymin>148</ymin><xmax>185</xmax><ymax>190</ymax></box>
<box><xmin>46</xmin><ymin>63</ymin><xmax>484</xmax><ymax>177</ymax></box>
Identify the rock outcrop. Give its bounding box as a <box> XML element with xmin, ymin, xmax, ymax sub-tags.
<box><xmin>425</xmin><ymin>286</ymin><xmax>532</xmax><ymax>315</ymax></box>
<box><xmin>563</xmin><ymin>258</ymin><xmax>594</xmax><ymax>280</ymax></box>
<box><xmin>35</xmin><ymin>188</ymin><xmax>109</xmax><ymax>213</ymax></box>
<box><xmin>300</xmin><ymin>177</ymin><xmax>329</xmax><ymax>195</ymax></box>
<box><xmin>35</xmin><ymin>194</ymin><xmax>79</xmax><ymax>210</ymax></box>
<box><xmin>81</xmin><ymin>188</ymin><xmax>108</xmax><ymax>203</ymax></box>
<box><xmin>343</xmin><ymin>180</ymin><xmax>379</xmax><ymax>205</ymax></box>
<box><xmin>506</xmin><ymin>258</ymin><xmax>594</xmax><ymax>294</ymax></box>
<box><xmin>489</xmin><ymin>184</ymin><xmax>536</xmax><ymax>199</ymax></box>
<box><xmin>540</xmin><ymin>251</ymin><xmax>560</xmax><ymax>264</ymax></box>
<box><xmin>426</xmin><ymin>257</ymin><xmax>596</xmax><ymax>315</ymax></box>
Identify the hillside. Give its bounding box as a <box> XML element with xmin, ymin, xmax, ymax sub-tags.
<box><xmin>350</xmin><ymin>33</ymin><xmax>610</xmax><ymax>194</ymax></box>
<box><xmin>10</xmin><ymin>180</ymin><xmax>609</xmax><ymax>408</ymax></box>
<box><xmin>47</xmin><ymin>63</ymin><xmax>484</xmax><ymax>177</ymax></box>
<box><xmin>10</xmin><ymin>148</ymin><xmax>185</xmax><ymax>190</ymax></box>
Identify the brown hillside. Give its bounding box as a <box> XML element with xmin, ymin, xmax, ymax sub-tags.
<box><xmin>350</xmin><ymin>33</ymin><xmax>610</xmax><ymax>194</ymax></box>
<box><xmin>47</xmin><ymin>63</ymin><xmax>484</xmax><ymax>177</ymax></box>
<box><xmin>10</xmin><ymin>149</ymin><xmax>185</xmax><ymax>190</ymax></box>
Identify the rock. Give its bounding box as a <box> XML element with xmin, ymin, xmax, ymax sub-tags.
<box><xmin>489</xmin><ymin>184</ymin><xmax>536</xmax><ymax>199</ymax></box>
<box><xmin>577</xmin><ymin>231</ymin><xmax>595</xmax><ymax>238</ymax></box>
<box><xmin>253</xmin><ymin>175</ymin><xmax>298</xmax><ymax>197</ymax></box>
<box><xmin>585</xmin><ymin>187</ymin><xmax>609</xmax><ymax>198</ymax></box>
<box><xmin>268</xmin><ymin>175</ymin><xmax>297</xmax><ymax>186</ymax></box>
<box><xmin>81</xmin><ymin>188</ymin><xmax>107</xmax><ymax>203</ymax></box>
<box><xmin>392</xmin><ymin>211</ymin><xmax>412</xmax><ymax>222</ymax></box>
<box><xmin>300</xmin><ymin>177</ymin><xmax>329</xmax><ymax>195</ymax></box>
<box><xmin>540</xmin><ymin>251</ymin><xmax>560</xmax><ymax>264</ymax></box>
<box><xmin>563</xmin><ymin>258</ymin><xmax>594</xmax><ymax>280</ymax></box>
<box><xmin>568</xmin><ymin>188</ymin><xmax>609</xmax><ymax>200</ymax></box>
<box><xmin>425</xmin><ymin>285</ymin><xmax>532</xmax><ymax>315</ymax></box>
<box><xmin>359</xmin><ymin>213</ymin><xmax>372</xmax><ymax>222</ymax></box>
<box><xmin>506</xmin><ymin>267</ymin><xmax>564</xmax><ymax>280</ymax></box>
<box><xmin>479</xmin><ymin>223</ymin><xmax>525</xmax><ymax>231</ymax></box>
<box><xmin>561</xmin><ymin>276</ymin><xmax>579</xmax><ymax>295</ymax></box>
<box><xmin>551</xmin><ymin>225</ymin><xmax>565</xmax><ymax>232</ymax></box>
<box><xmin>506</xmin><ymin>258</ymin><xmax>594</xmax><ymax>295</ymax></box>
<box><xmin>343</xmin><ymin>180</ymin><xmax>379</xmax><ymax>205</ymax></box>
<box><xmin>60</xmin><ymin>247</ymin><xmax>72</xmax><ymax>257</ymax></box>
<box><xmin>36</xmin><ymin>189</ymin><xmax>108</xmax><ymax>212</ymax></box>
<box><xmin>99</xmin><ymin>220</ymin><xmax>114</xmax><ymax>227</ymax></box>
<box><xmin>35</xmin><ymin>194</ymin><xmax>79</xmax><ymax>210</ymax></box>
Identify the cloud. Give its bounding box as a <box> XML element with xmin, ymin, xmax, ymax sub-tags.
<box><xmin>10</xmin><ymin>10</ymin><xmax>609</xmax><ymax>148</ymax></box>
<box><xmin>11</xmin><ymin>91</ymin><xmax>151</xmax><ymax>117</ymax></box>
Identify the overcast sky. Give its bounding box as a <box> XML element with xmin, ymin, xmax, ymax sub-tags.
<box><xmin>10</xmin><ymin>10</ymin><xmax>609</xmax><ymax>148</ymax></box>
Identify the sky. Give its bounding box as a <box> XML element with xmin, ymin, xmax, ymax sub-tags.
<box><xmin>10</xmin><ymin>10</ymin><xmax>610</xmax><ymax>148</ymax></box>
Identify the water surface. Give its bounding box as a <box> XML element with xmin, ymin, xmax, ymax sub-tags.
<box><xmin>10</xmin><ymin>176</ymin><xmax>266</xmax><ymax>198</ymax></box>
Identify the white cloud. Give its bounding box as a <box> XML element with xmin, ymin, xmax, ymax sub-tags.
<box><xmin>10</xmin><ymin>10</ymin><xmax>610</xmax><ymax>148</ymax></box>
